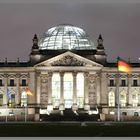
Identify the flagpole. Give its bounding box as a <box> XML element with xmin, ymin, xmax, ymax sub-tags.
<box><xmin>117</xmin><ymin>57</ymin><xmax>120</xmax><ymax>121</ymax></box>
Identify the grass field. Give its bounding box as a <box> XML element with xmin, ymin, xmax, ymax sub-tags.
<box><xmin>0</xmin><ymin>122</ymin><xmax>140</xmax><ymax>137</ymax></box>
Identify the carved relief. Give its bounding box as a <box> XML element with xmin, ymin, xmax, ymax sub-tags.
<box><xmin>40</xmin><ymin>75</ymin><xmax>48</xmax><ymax>105</ymax></box>
<box><xmin>88</xmin><ymin>74</ymin><xmax>96</xmax><ymax>106</ymax></box>
<box><xmin>51</xmin><ymin>55</ymin><xmax>87</xmax><ymax>66</ymax></box>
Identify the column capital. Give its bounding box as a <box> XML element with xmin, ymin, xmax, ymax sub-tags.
<box><xmin>48</xmin><ymin>71</ymin><xmax>53</xmax><ymax>77</ymax></box>
<box><xmin>84</xmin><ymin>72</ymin><xmax>89</xmax><ymax>78</ymax></box>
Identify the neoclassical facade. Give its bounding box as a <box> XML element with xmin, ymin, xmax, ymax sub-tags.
<box><xmin>0</xmin><ymin>24</ymin><xmax>139</xmax><ymax>121</ymax></box>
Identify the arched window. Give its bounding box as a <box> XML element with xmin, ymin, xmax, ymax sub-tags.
<box><xmin>77</xmin><ymin>73</ymin><xmax>84</xmax><ymax>108</ymax></box>
<box><xmin>108</xmin><ymin>91</ymin><xmax>115</xmax><ymax>107</ymax></box>
<box><xmin>120</xmin><ymin>90</ymin><xmax>126</xmax><ymax>107</ymax></box>
<box><xmin>132</xmin><ymin>90</ymin><xmax>138</xmax><ymax>107</ymax></box>
<box><xmin>21</xmin><ymin>90</ymin><xmax>27</xmax><ymax>107</ymax></box>
<box><xmin>52</xmin><ymin>73</ymin><xmax>60</xmax><ymax>108</ymax></box>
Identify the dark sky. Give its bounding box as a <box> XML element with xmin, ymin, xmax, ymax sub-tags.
<box><xmin>0</xmin><ymin>1</ymin><xmax>140</xmax><ymax>62</ymax></box>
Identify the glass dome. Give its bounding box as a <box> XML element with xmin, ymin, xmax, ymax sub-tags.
<box><xmin>38</xmin><ymin>24</ymin><xmax>96</xmax><ymax>50</ymax></box>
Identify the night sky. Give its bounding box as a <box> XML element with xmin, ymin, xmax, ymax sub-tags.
<box><xmin>0</xmin><ymin>0</ymin><xmax>140</xmax><ymax>62</ymax></box>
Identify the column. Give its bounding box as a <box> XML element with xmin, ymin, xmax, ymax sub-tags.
<box><xmin>36</xmin><ymin>72</ymin><xmax>41</xmax><ymax>105</ymax></box>
<box><xmin>84</xmin><ymin>72</ymin><xmax>90</xmax><ymax>110</ymax></box>
<box><xmin>3</xmin><ymin>74</ymin><xmax>8</xmax><ymax>106</ymax></box>
<box><xmin>47</xmin><ymin>72</ymin><xmax>53</xmax><ymax>111</ymax></box>
<box><xmin>16</xmin><ymin>74</ymin><xmax>20</xmax><ymax>105</ymax></box>
<box><xmin>59</xmin><ymin>72</ymin><xmax>64</xmax><ymax>110</ymax></box>
<box><xmin>72</xmin><ymin>72</ymin><xmax>78</xmax><ymax>111</ymax></box>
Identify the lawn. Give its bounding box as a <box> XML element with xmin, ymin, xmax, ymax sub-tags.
<box><xmin>0</xmin><ymin>122</ymin><xmax>140</xmax><ymax>137</ymax></box>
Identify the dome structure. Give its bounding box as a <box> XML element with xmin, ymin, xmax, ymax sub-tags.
<box><xmin>38</xmin><ymin>24</ymin><xmax>96</xmax><ymax>50</ymax></box>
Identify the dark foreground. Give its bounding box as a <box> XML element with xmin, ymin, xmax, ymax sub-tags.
<box><xmin>0</xmin><ymin>122</ymin><xmax>140</xmax><ymax>137</ymax></box>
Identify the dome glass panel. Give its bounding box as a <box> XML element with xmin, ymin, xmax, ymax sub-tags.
<box><xmin>38</xmin><ymin>24</ymin><xmax>96</xmax><ymax>50</ymax></box>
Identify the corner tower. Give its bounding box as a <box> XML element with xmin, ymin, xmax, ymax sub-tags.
<box><xmin>95</xmin><ymin>34</ymin><xmax>107</xmax><ymax>65</ymax></box>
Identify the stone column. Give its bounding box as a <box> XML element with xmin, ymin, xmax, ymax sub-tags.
<box><xmin>36</xmin><ymin>72</ymin><xmax>41</xmax><ymax>105</ymax></box>
<box><xmin>47</xmin><ymin>72</ymin><xmax>53</xmax><ymax>111</ymax></box>
<box><xmin>72</xmin><ymin>72</ymin><xmax>78</xmax><ymax>111</ymax></box>
<box><xmin>16</xmin><ymin>74</ymin><xmax>20</xmax><ymax>105</ymax></box>
<box><xmin>3</xmin><ymin>74</ymin><xmax>8</xmax><ymax>106</ymax></box>
<box><xmin>84</xmin><ymin>72</ymin><xmax>90</xmax><ymax>110</ymax></box>
<box><xmin>59</xmin><ymin>72</ymin><xmax>64</xmax><ymax>110</ymax></box>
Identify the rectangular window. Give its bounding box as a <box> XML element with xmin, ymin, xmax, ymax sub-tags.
<box><xmin>10</xmin><ymin>79</ymin><xmax>14</xmax><ymax>86</ymax></box>
<box><xmin>134</xmin><ymin>112</ymin><xmax>139</xmax><ymax>116</ymax></box>
<box><xmin>133</xmin><ymin>80</ymin><xmax>138</xmax><ymax>86</ymax></box>
<box><xmin>9</xmin><ymin>94</ymin><xmax>15</xmax><ymax>107</ymax></box>
<box><xmin>0</xmin><ymin>94</ymin><xmax>3</xmax><ymax>106</ymax></box>
<box><xmin>0</xmin><ymin>79</ymin><xmax>2</xmax><ymax>86</ymax></box>
<box><xmin>22</xmin><ymin>79</ymin><xmax>26</xmax><ymax>86</ymax></box>
<box><xmin>121</xmin><ymin>80</ymin><xmax>126</xmax><ymax>86</ymax></box>
<box><xmin>110</xmin><ymin>79</ymin><xmax>114</xmax><ymax>86</ymax></box>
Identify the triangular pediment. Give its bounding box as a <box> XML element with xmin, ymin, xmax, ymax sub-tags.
<box><xmin>35</xmin><ymin>51</ymin><xmax>103</xmax><ymax>67</ymax></box>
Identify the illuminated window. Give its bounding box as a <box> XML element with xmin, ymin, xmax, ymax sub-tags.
<box><xmin>108</xmin><ymin>91</ymin><xmax>115</xmax><ymax>107</ymax></box>
<box><xmin>120</xmin><ymin>91</ymin><xmax>126</xmax><ymax>107</ymax></box>
<box><xmin>52</xmin><ymin>73</ymin><xmax>60</xmax><ymax>108</ymax></box>
<box><xmin>64</xmin><ymin>73</ymin><xmax>73</xmax><ymax>108</ymax></box>
<box><xmin>21</xmin><ymin>90</ymin><xmax>27</xmax><ymax>107</ymax></box>
<box><xmin>9</xmin><ymin>94</ymin><xmax>15</xmax><ymax>107</ymax></box>
<box><xmin>132</xmin><ymin>90</ymin><xmax>138</xmax><ymax>107</ymax></box>
<box><xmin>77</xmin><ymin>73</ymin><xmax>84</xmax><ymax>108</ymax></box>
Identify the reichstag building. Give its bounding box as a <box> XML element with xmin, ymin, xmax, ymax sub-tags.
<box><xmin>0</xmin><ymin>24</ymin><xmax>139</xmax><ymax>121</ymax></box>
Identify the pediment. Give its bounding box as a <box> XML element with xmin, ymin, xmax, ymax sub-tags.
<box><xmin>35</xmin><ymin>51</ymin><xmax>103</xmax><ymax>67</ymax></box>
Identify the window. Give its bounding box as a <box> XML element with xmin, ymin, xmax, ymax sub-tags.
<box><xmin>21</xmin><ymin>90</ymin><xmax>27</xmax><ymax>107</ymax></box>
<box><xmin>134</xmin><ymin>112</ymin><xmax>139</xmax><ymax>116</ymax></box>
<box><xmin>122</xmin><ymin>112</ymin><xmax>127</xmax><ymax>116</ymax></box>
<box><xmin>0</xmin><ymin>79</ymin><xmax>2</xmax><ymax>86</ymax></box>
<box><xmin>121</xmin><ymin>80</ymin><xmax>126</xmax><ymax>86</ymax></box>
<box><xmin>10</xmin><ymin>79</ymin><xmax>14</xmax><ymax>86</ymax></box>
<box><xmin>133</xmin><ymin>80</ymin><xmax>138</xmax><ymax>86</ymax></box>
<box><xmin>132</xmin><ymin>90</ymin><xmax>138</xmax><ymax>107</ymax></box>
<box><xmin>22</xmin><ymin>79</ymin><xmax>26</xmax><ymax>86</ymax></box>
<box><xmin>9</xmin><ymin>94</ymin><xmax>15</xmax><ymax>107</ymax></box>
<box><xmin>110</xmin><ymin>79</ymin><xmax>114</xmax><ymax>86</ymax></box>
<box><xmin>52</xmin><ymin>73</ymin><xmax>60</xmax><ymax>108</ymax></box>
<box><xmin>77</xmin><ymin>73</ymin><xmax>84</xmax><ymax>108</ymax></box>
<box><xmin>0</xmin><ymin>94</ymin><xmax>3</xmax><ymax>106</ymax></box>
<box><xmin>108</xmin><ymin>91</ymin><xmax>115</xmax><ymax>107</ymax></box>
<box><xmin>120</xmin><ymin>91</ymin><xmax>126</xmax><ymax>107</ymax></box>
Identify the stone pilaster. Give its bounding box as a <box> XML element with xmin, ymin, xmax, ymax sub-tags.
<box><xmin>100</xmin><ymin>72</ymin><xmax>108</xmax><ymax>106</ymax></box>
<box><xmin>47</xmin><ymin>72</ymin><xmax>53</xmax><ymax>111</ymax></box>
<box><xmin>59</xmin><ymin>72</ymin><xmax>64</xmax><ymax>110</ymax></box>
<box><xmin>3</xmin><ymin>74</ymin><xmax>8</xmax><ymax>106</ymax></box>
<box><xmin>84</xmin><ymin>72</ymin><xmax>90</xmax><ymax>110</ymax></box>
<box><xmin>96</xmin><ymin>73</ymin><xmax>101</xmax><ymax>105</ymax></box>
<box><xmin>36</xmin><ymin>72</ymin><xmax>41</xmax><ymax>105</ymax></box>
<box><xmin>28</xmin><ymin>72</ymin><xmax>36</xmax><ymax>105</ymax></box>
<box><xmin>72</xmin><ymin>72</ymin><xmax>78</xmax><ymax>111</ymax></box>
<box><xmin>16</xmin><ymin>74</ymin><xmax>20</xmax><ymax>105</ymax></box>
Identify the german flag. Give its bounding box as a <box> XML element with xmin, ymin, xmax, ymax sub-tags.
<box><xmin>25</xmin><ymin>88</ymin><xmax>33</xmax><ymax>96</ymax></box>
<box><xmin>118</xmin><ymin>60</ymin><xmax>131</xmax><ymax>74</ymax></box>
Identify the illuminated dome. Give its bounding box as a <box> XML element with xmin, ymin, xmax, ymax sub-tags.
<box><xmin>38</xmin><ymin>24</ymin><xmax>96</xmax><ymax>50</ymax></box>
